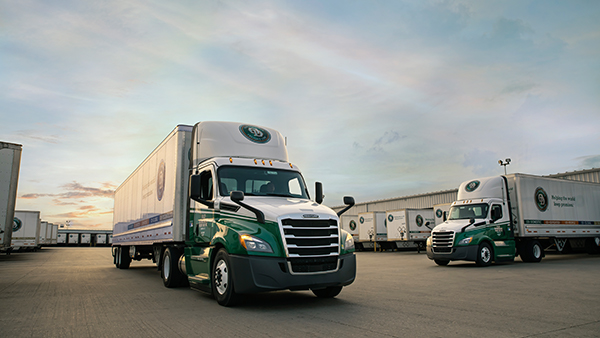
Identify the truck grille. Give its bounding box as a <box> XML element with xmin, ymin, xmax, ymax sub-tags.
<box><xmin>280</xmin><ymin>218</ymin><xmax>339</xmax><ymax>273</ymax></box>
<box><xmin>432</xmin><ymin>231</ymin><xmax>455</xmax><ymax>254</ymax></box>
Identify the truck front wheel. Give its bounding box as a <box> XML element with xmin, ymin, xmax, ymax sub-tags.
<box><xmin>434</xmin><ymin>259</ymin><xmax>449</xmax><ymax>266</ymax></box>
<box><xmin>520</xmin><ymin>240</ymin><xmax>543</xmax><ymax>262</ymax></box>
<box><xmin>161</xmin><ymin>247</ymin><xmax>185</xmax><ymax>288</ymax></box>
<box><xmin>312</xmin><ymin>286</ymin><xmax>343</xmax><ymax>298</ymax></box>
<box><xmin>476</xmin><ymin>242</ymin><xmax>493</xmax><ymax>267</ymax></box>
<box><xmin>212</xmin><ymin>249</ymin><xmax>239</xmax><ymax>306</ymax></box>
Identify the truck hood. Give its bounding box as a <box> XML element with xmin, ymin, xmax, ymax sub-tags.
<box><xmin>223</xmin><ymin>197</ymin><xmax>339</xmax><ymax>223</ymax></box>
<box><xmin>432</xmin><ymin>219</ymin><xmax>486</xmax><ymax>233</ymax></box>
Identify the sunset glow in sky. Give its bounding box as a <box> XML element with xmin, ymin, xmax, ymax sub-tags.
<box><xmin>2</xmin><ymin>1</ymin><xmax>599</xmax><ymax>229</ymax></box>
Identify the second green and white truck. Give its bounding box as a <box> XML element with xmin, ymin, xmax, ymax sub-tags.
<box><xmin>112</xmin><ymin>122</ymin><xmax>356</xmax><ymax>305</ymax></box>
<box><xmin>427</xmin><ymin>173</ymin><xmax>600</xmax><ymax>266</ymax></box>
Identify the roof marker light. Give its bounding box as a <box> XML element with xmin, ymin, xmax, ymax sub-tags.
<box><xmin>229</xmin><ymin>157</ymin><xmax>233</xmax><ymax>163</ymax></box>
<box><xmin>289</xmin><ymin>163</ymin><xmax>293</xmax><ymax>168</ymax></box>
<box><xmin>254</xmin><ymin>159</ymin><xmax>257</xmax><ymax>165</ymax></box>
<box><xmin>269</xmin><ymin>160</ymin><xmax>273</xmax><ymax>166</ymax></box>
<box><xmin>262</xmin><ymin>160</ymin><xmax>265</xmax><ymax>165</ymax></box>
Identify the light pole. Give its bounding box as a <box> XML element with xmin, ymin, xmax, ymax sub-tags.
<box><xmin>498</xmin><ymin>158</ymin><xmax>511</xmax><ymax>175</ymax></box>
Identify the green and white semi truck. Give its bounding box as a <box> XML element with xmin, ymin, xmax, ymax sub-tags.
<box><xmin>112</xmin><ymin>122</ymin><xmax>356</xmax><ymax>306</ymax></box>
<box><xmin>427</xmin><ymin>174</ymin><xmax>600</xmax><ymax>266</ymax></box>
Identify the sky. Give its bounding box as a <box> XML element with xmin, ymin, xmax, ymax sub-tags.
<box><xmin>1</xmin><ymin>0</ymin><xmax>599</xmax><ymax>229</ymax></box>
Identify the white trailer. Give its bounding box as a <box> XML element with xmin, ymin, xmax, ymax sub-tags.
<box><xmin>433</xmin><ymin>203</ymin><xmax>452</xmax><ymax>226</ymax></box>
<box><xmin>386</xmin><ymin>209</ymin><xmax>434</xmax><ymax>251</ymax></box>
<box><xmin>96</xmin><ymin>233</ymin><xmax>107</xmax><ymax>245</ymax></box>
<box><xmin>358</xmin><ymin>212</ymin><xmax>386</xmax><ymax>249</ymax></box>
<box><xmin>80</xmin><ymin>233</ymin><xmax>91</xmax><ymax>245</ymax></box>
<box><xmin>428</xmin><ymin>174</ymin><xmax>600</xmax><ymax>266</ymax></box>
<box><xmin>39</xmin><ymin>221</ymin><xmax>49</xmax><ymax>247</ymax></box>
<box><xmin>0</xmin><ymin>142</ymin><xmax>22</xmax><ymax>254</ymax></box>
<box><xmin>67</xmin><ymin>233</ymin><xmax>79</xmax><ymax>245</ymax></box>
<box><xmin>50</xmin><ymin>224</ymin><xmax>58</xmax><ymax>245</ymax></box>
<box><xmin>57</xmin><ymin>233</ymin><xmax>67</xmax><ymax>245</ymax></box>
<box><xmin>11</xmin><ymin>210</ymin><xmax>41</xmax><ymax>251</ymax></box>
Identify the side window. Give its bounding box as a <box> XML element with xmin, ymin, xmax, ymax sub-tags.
<box><xmin>199</xmin><ymin>169</ymin><xmax>214</xmax><ymax>201</ymax></box>
<box><xmin>491</xmin><ymin>205</ymin><xmax>502</xmax><ymax>221</ymax></box>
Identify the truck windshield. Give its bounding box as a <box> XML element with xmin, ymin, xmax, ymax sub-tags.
<box><xmin>217</xmin><ymin>166</ymin><xmax>309</xmax><ymax>199</ymax></box>
<box><xmin>448</xmin><ymin>203</ymin><xmax>489</xmax><ymax>220</ymax></box>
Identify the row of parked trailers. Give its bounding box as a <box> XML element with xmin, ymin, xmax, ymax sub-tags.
<box><xmin>340</xmin><ymin>204</ymin><xmax>452</xmax><ymax>251</ymax></box>
<box><xmin>4</xmin><ymin>209</ymin><xmax>113</xmax><ymax>253</ymax></box>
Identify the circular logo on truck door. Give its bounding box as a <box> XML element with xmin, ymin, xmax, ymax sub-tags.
<box><xmin>388</xmin><ymin>214</ymin><xmax>394</xmax><ymax>223</ymax></box>
<box><xmin>465</xmin><ymin>180</ymin><xmax>480</xmax><ymax>192</ymax></box>
<box><xmin>239</xmin><ymin>125</ymin><xmax>271</xmax><ymax>144</ymax></box>
<box><xmin>535</xmin><ymin>187</ymin><xmax>548</xmax><ymax>212</ymax></box>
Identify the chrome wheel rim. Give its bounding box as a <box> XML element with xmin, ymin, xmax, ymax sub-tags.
<box><xmin>214</xmin><ymin>259</ymin><xmax>229</xmax><ymax>295</ymax></box>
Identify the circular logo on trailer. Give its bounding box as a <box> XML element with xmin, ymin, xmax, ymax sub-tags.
<box><xmin>157</xmin><ymin>160</ymin><xmax>166</xmax><ymax>201</ymax></box>
<box><xmin>465</xmin><ymin>180</ymin><xmax>480</xmax><ymax>192</ymax></box>
<box><xmin>349</xmin><ymin>220</ymin><xmax>357</xmax><ymax>231</ymax></box>
<box><xmin>359</xmin><ymin>216</ymin><xmax>364</xmax><ymax>224</ymax></box>
<box><xmin>416</xmin><ymin>215</ymin><xmax>424</xmax><ymax>227</ymax></box>
<box><xmin>388</xmin><ymin>214</ymin><xmax>394</xmax><ymax>223</ymax></box>
<box><xmin>535</xmin><ymin>187</ymin><xmax>548</xmax><ymax>212</ymax></box>
<box><xmin>239</xmin><ymin>125</ymin><xmax>271</xmax><ymax>144</ymax></box>
<box><xmin>13</xmin><ymin>217</ymin><xmax>22</xmax><ymax>232</ymax></box>
<box><xmin>436</xmin><ymin>209</ymin><xmax>442</xmax><ymax>218</ymax></box>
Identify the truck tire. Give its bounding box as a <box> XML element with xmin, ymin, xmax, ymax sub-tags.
<box><xmin>118</xmin><ymin>246</ymin><xmax>131</xmax><ymax>269</ymax></box>
<box><xmin>161</xmin><ymin>247</ymin><xmax>185</xmax><ymax>288</ymax></box>
<box><xmin>520</xmin><ymin>240</ymin><xmax>543</xmax><ymax>262</ymax></box>
<box><xmin>475</xmin><ymin>242</ymin><xmax>493</xmax><ymax>267</ymax></box>
<box><xmin>434</xmin><ymin>259</ymin><xmax>450</xmax><ymax>266</ymax></box>
<box><xmin>585</xmin><ymin>238</ymin><xmax>600</xmax><ymax>255</ymax></box>
<box><xmin>312</xmin><ymin>286</ymin><xmax>343</xmax><ymax>298</ymax></box>
<box><xmin>212</xmin><ymin>249</ymin><xmax>239</xmax><ymax>306</ymax></box>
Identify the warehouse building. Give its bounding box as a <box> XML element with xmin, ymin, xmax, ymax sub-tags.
<box><xmin>332</xmin><ymin>168</ymin><xmax>600</xmax><ymax>215</ymax></box>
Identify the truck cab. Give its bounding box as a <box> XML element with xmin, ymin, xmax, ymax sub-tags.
<box><xmin>427</xmin><ymin>176</ymin><xmax>516</xmax><ymax>266</ymax></box>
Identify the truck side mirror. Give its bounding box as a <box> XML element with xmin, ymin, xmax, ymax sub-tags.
<box><xmin>189</xmin><ymin>174</ymin><xmax>202</xmax><ymax>201</ymax></box>
<box><xmin>315</xmin><ymin>182</ymin><xmax>323</xmax><ymax>204</ymax></box>
<box><xmin>230</xmin><ymin>190</ymin><xmax>244</xmax><ymax>202</ymax></box>
<box><xmin>337</xmin><ymin>196</ymin><xmax>355</xmax><ymax>217</ymax></box>
<box><xmin>229</xmin><ymin>191</ymin><xmax>265</xmax><ymax>224</ymax></box>
<box><xmin>189</xmin><ymin>174</ymin><xmax>214</xmax><ymax>208</ymax></box>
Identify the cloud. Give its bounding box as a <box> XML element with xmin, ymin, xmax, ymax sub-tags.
<box><xmin>20</xmin><ymin>181</ymin><xmax>116</xmax><ymax>202</ymax></box>
<box><xmin>576</xmin><ymin>155</ymin><xmax>600</xmax><ymax>169</ymax></box>
<box><xmin>51</xmin><ymin>205</ymin><xmax>113</xmax><ymax>219</ymax></box>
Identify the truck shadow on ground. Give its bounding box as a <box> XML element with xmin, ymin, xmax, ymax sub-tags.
<box><xmin>195</xmin><ymin>290</ymin><xmax>352</xmax><ymax>310</ymax></box>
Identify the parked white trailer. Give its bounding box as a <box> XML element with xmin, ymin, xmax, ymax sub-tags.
<box><xmin>96</xmin><ymin>234</ymin><xmax>107</xmax><ymax>245</ymax></box>
<box><xmin>11</xmin><ymin>210</ymin><xmax>41</xmax><ymax>251</ymax></box>
<box><xmin>38</xmin><ymin>221</ymin><xmax>49</xmax><ymax>247</ymax></box>
<box><xmin>428</xmin><ymin>174</ymin><xmax>600</xmax><ymax>266</ymax></box>
<box><xmin>433</xmin><ymin>203</ymin><xmax>452</xmax><ymax>226</ymax></box>
<box><xmin>0</xmin><ymin>142</ymin><xmax>22</xmax><ymax>254</ymax></box>
<box><xmin>386</xmin><ymin>209</ymin><xmax>434</xmax><ymax>251</ymax></box>
<box><xmin>80</xmin><ymin>233</ymin><xmax>91</xmax><ymax>245</ymax></box>
<box><xmin>57</xmin><ymin>233</ymin><xmax>67</xmax><ymax>245</ymax></box>
<box><xmin>67</xmin><ymin>233</ymin><xmax>79</xmax><ymax>245</ymax></box>
<box><xmin>358</xmin><ymin>212</ymin><xmax>386</xmax><ymax>249</ymax></box>
<box><xmin>50</xmin><ymin>224</ymin><xmax>58</xmax><ymax>245</ymax></box>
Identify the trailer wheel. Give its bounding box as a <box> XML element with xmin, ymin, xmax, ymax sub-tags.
<box><xmin>434</xmin><ymin>259</ymin><xmax>449</xmax><ymax>266</ymax></box>
<box><xmin>161</xmin><ymin>247</ymin><xmax>185</xmax><ymax>288</ymax></box>
<box><xmin>312</xmin><ymin>286</ymin><xmax>343</xmax><ymax>298</ymax></box>
<box><xmin>476</xmin><ymin>242</ymin><xmax>493</xmax><ymax>267</ymax></box>
<box><xmin>585</xmin><ymin>238</ymin><xmax>600</xmax><ymax>255</ymax></box>
<box><xmin>118</xmin><ymin>246</ymin><xmax>131</xmax><ymax>269</ymax></box>
<box><xmin>212</xmin><ymin>249</ymin><xmax>239</xmax><ymax>306</ymax></box>
<box><xmin>520</xmin><ymin>240</ymin><xmax>543</xmax><ymax>262</ymax></box>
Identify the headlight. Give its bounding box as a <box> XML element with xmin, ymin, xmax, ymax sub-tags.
<box><xmin>341</xmin><ymin>230</ymin><xmax>355</xmax><ymax>252</ymax></box>
<box><xmin>240</xmin><ymin>234</ymin><xmax>273</xmax><ymax>253</ymax></box>
<box><xmin>458</xmin><ymin>237</ymin><xmax>473</xmax><ymax>246</ymax></box>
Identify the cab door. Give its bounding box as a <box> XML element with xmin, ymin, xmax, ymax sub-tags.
<box><xmin>488</xmin><ymin>204</ymin><xmax>516</xmax><ymax>261</ymax></box>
